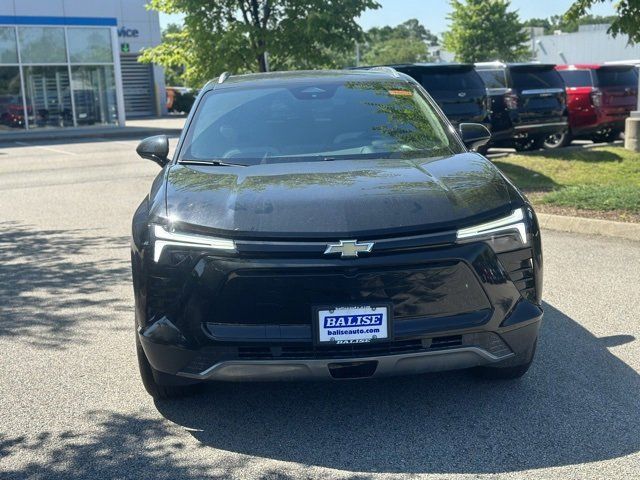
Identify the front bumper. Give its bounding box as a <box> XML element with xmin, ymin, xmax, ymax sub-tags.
<box><xmin>138</xmin><ymin>302</ymin><xmax>542</xmax><ymax>381</ymax></box>
<box><xmin>140</xmin><ymin>317</ymin><xmax>541</xmax><ymax>381</ymax></box>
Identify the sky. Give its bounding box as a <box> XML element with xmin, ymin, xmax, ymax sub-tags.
<box><xmin>159</xmin><ymin>0</ymin><xmax>617</xmax><ymax>36</ymax></box>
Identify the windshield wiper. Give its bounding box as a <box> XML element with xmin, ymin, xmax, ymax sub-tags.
<box><xmin>179</xmin><ymin>159</ymin><xmax>247</xmax><ymax>167</ymax></box>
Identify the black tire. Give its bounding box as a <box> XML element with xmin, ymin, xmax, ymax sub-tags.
<box><xmin>136</xmin><ymin>335</ymin><xmax>201</xmax><ymax>399</ymax></box>
<box><xmin>513</xmin><ymin>136</ymin><xmax>545</xmax><ymax>152</ymax></box>
<box><xmin>543</xmin><ymin>131</ymin><xmax>572</xmax><ymax>149</ymax></box>
<box><xmin>591</xmin><ymin>129</ymin><xmax>620</xmax><ymax>143</ymax></box>
<box><xmin>473</xmin><ymin>338</ymin><xmax>537</xmax><ymax>380</ymax></box>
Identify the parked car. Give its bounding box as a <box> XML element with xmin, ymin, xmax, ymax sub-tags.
<box><xmin>354</xmin><ymin>64</ymin><xmax>490</xmax><ymax>132</ymax></box>
<box><xmin>166</xmin><ymin>86</ymin><xmax>196</xmax><ymax>114</ymax></box>
<box><xmin>545</xmin><ymin>64</ymin><xmax>638</xmax><ymax>148</ymax></box>
<box><xmin>475</xmin><ymin>62</ymin><xmax>568</xmax><ymax>151</ymax></box>
<box><xmin>472</xmin><ymin>66</ymin><xmax>518</xmax><ymax>149</ymax></box>
<box><xmin>132</xmin><ymin>69</ymin><xmax>543</xmax><ymax>399</ymax></box>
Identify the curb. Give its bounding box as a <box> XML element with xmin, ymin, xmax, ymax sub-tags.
<box><xmin>0</xmin><ymin>127</ymin><xmax>183</xmax><ymax>144</ymax></box>
<box><xmin>538</xmin><ymin>213</ymin><xmax>640</xmax><ymax>242</ymax></box>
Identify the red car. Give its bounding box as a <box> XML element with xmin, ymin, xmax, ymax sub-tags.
<box><xmin>544</xmin><ymin>64</ymin><xmax>638</xmax><ymax>148</ymax></box>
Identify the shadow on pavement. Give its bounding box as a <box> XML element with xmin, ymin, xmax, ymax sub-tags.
<box><xmin>153</xmin><ymin>302</ymin><xmax>639</xmax><ymax>475</ymax></box>
<box><xmin>0</xmin><ymin>412</ymin><xmax>218</xmax><ymax>480</ymax></box>
<box><xmin>0</xmin><ymin>222</ymin><xmax>130</xmax><ymax>349</ymax></box>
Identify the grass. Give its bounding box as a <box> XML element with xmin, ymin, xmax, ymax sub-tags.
<box><xmin>492</xmin><ymin>146</ymin><xmax>640</xmax><ymax>215</ymax></box>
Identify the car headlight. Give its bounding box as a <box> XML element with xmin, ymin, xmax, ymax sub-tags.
<box><xmin>152</xmin><ymin>224</ymin><xmax>236</xmax><ymax>262</ymax></box>
<box><xmin>456</xmin><ymin>208</ymin><xmax>527</xmax><ymax>245</ymax></box>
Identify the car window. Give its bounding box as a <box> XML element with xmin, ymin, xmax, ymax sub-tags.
<box><xmin>596</xmin><ymin>68</ymin><xmax>638</xmax><ymax>87</ymax></box>
<box><xmin>417</xmin><ymin>71</ymin><xmax>486</xmax><ymax>91</ymax></box>
<box><xmin>511</xmin><ymin>69</ymin><xmax>565</xmax><ymax>89</ymax></box>
<box><xmin>180</xmin><ymin>80</ymin><xmax>463</xmax><ymax>164</ymax></box>
<box><xmin>557</xmin><ymin>70</ymin><xmax>593</xmax><ymax>87</ymax></box>
<box><xmin>476</xmin><ymin>69</ymin><xmax>507</xmax><ymax>89</ymax></box>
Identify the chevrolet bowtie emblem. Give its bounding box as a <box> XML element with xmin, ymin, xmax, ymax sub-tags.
<box><xmin>324</xmin><ymin>239</ymin><xmax>374</xmax><ymax>258</ymax></box>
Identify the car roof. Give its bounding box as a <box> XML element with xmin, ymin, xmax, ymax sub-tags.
<box><xmin>360</xmin><ymin>63</ymin><xmax>474</xmax><ymax>69</ymax></box>
<box><xmin>201</xmin><ymin>69</ymin><xmax>412</xmax><ymax>92</ymax></box>
<box><xmin>475</xmin><ymin>61</ymin><xmax>557</xmax><ymax>70</ymax></box>
<box><xmin>556</xmin><ymin>63</ymin><xmax>636</xmax><ymax>71</ymax></box>
<box><xmin>556</xmin><ymin>64</ymin><xmax>601</xmax><ymax>70</ymax></box>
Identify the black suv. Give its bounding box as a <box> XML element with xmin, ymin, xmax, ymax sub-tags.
<box><xmin>476</xmin><ymin>62</ymin><xmax>568</xmax><ymax>151</ymax></box>
<box><xmin>132</xmin><ymin>69</ymin><xmax>542</xmax><ymax>399</ymax></box>
<box><xmin>357</xmin><ymin>64</ymin><xmax>490</xmax><ymax>129</ymax></box>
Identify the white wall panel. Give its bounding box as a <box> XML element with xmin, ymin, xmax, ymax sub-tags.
<box><xmin>0</xmin><ymin>1</ymin><xmax>16</xmax><ymax>16</ymax></box>
<box><xmin>535</xmin><ymin>31</ymin><xmax>640</xmax><ymax>64</ymax></box>
<box><xmin>14</xmin><ymin>0</ymin><xmax>64</xmax><ymax>17</ymax></box>
<box><xmin>63</xmin><ymin>0</ymin><xmax>118</xmax><ymax>18</ymax></box>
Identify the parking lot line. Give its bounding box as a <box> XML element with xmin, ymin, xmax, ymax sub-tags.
<box><xmin>14</xmin><ymin>141</ymin><xmax>79</xmax><ymax>156</ymax></box>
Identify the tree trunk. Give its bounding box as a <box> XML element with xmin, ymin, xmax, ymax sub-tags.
<box><xmin>257</xmin><ymin>52</ymin><xmax>267</xmax><ymax>72</ymax></box>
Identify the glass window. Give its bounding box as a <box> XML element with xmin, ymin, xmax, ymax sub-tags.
<box><xmin>67</xmin><ymin>28</ymin><xmax>113</xmax><ymax>63</ymax></box>
<box><xmin>558</xmin><ymin>70</ymin><xmax>593</xmax><ymax>87</ymax></box>
<box><xmin>0</xmin><ymin>27</ymin><xmax>18</xmax><ymax>64</ymax></box>
<box><xmin>0</xmin><ymin>67</ymin><xmax>25</xmax><ymax>130</ymax></box>
<box><xmin>18</xmin><ymin>27</ymin><xmax>66</xmax><ymax>64</ymax></box>
<box><xmin>181</xmin><ymin>81</ymin><xmax>462</xmax><ymax>164</ymax></box>
<box><xmin>420</xmin><ymin>71</ymin><xmax>485</xmax><ymax>92</ymax></box>
<box><xmin>511</xmin><ymin>68</ymin><xmax>564</xmax><ymax>89</ymax></box>
<box><xmin>23</xmin><ymin>66</ymin><xmax>73</xmax><ymax>128</ymax></box>
<box><xmin>477</xmin><ymin>69</ymin><xmax>507</xmax><ymax>89</ymax></box>
<box><xmin>596</xmin><ymin>67</ymin><xmax>638</xmax><ymax>87</ymax></box>
<box><xmin>71</xmin><ymin>65</ymin><xmax>118</xmax><ymax>125</ymax></box>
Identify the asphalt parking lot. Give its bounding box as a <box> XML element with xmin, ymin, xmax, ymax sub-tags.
<box><xmin>0</xmin><ymin>137</ymin><xmax>638</xmax><ymax>480</ymax></box>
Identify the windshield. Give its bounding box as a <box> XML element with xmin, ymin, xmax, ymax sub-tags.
<box><xmin>477</xmin><ymin>69</ymin><xmax>507</xmax><ymax>89</ymax></box>
<box><xmin>596</xmin><ymin>67</ymin><xmax>638</xmax><ymax>87</ymax></box>
<box><xmin>511</xmin><ymin>68</ymin><xmax>565</xmax><ymax>89</ymax></box>
<box><xmin>558</xmin><ymin>70</ymin><xmax>594</xmax><ymax>88</ymax></box>
<box><xmin>180</xmin><ymin>80</ymin><xmax>462</xmax><ymax>164</ymax></box>
<box><xmin>419</xmin><ymin>70</ymin><xmax>485</xmax><ymax>92</ymax></box>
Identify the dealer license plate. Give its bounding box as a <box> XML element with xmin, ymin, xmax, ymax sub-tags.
<box><xmin>316</xmin><ymin>305</ymin><xmax>390</xmax><ymax>345</ymax></box>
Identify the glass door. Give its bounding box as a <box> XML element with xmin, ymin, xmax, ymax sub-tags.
<box><xmin>23</xmin><ymin>66</ymin><xmax>73</xmax><ymax>128</ymax></box>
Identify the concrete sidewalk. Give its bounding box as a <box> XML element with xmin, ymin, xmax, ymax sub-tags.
<box><xmin>0</xmin><ymin>117</ymin><xmax>187</xmax><ymax>143</ymax></box>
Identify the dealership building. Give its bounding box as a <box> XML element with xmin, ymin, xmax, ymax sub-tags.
<box><xmin>0</xmin><ymin>0</ymin><xmax>166</xmax><ymax>134</ymax></box>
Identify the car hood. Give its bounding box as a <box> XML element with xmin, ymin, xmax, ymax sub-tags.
<box><xmin>163</xmin><ymin>153</ymin><xmax>516</xmax><ymax>239</ymax></box>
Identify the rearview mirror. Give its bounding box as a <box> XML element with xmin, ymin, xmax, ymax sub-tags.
<box><xmin>136</xmin><ymin>135</ymin><xmax>169</xmax><ymax>167</ymax></box>
<box><xmin>458</xmin><ymin>123</ymin><xmax>491</xmax><ymax>152</ymax></box>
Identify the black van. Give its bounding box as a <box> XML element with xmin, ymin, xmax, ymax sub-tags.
<box><xmin>476</xmin><ymin>62</ymin><xmax>568</xmax><ymax>151</ymax></box>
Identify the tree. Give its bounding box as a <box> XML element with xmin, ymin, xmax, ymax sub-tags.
<box><xmin>362</xmin><ymin>37</ymin><xmax>430</xmax><ymax>65</ymax></box>
<box><xmin>160</xmin><ymin>23</ymin><xmax>186</xmax><ymax>86</ymax></box>
<box><xmin>523</xmin><ymin>14</ymin><xmax>618</xmax><ymax>34</ymax></box>
<box><xmin>566</xmin><ymin>0</ymin><xmax>640</xmax><ymax>42</ymax></box>
<box><xmin>442</xmin><ymin>0</ymin><xmax>530</xmax><ymax>63</ymax></box>
<box><xmin>361</xmin><ymin>19</ymin><xmax>436</xmax><ymax>65</ymax></box>
<box><xmin>140</xmin><ymin>0</ymin><xmax>379</xmax><ymax>87</ymax></box>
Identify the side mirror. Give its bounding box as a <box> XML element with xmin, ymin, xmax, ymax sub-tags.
<box><xmin>459</xmin><ymin>123</ymin><xmax>491</xmax><ymax>152</ymax></box>
<box><xmin>136</xmin><ymin>135</ymin><xmax>169</xmax><ymax>167</ymax></box>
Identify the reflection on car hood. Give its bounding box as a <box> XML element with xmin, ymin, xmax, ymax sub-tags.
<box><xmin>163</xmin><ymin>153</ymin><xmax>516</xmax><ymax>239</ymax></box>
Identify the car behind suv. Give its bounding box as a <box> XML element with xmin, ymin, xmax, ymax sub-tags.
<box><xmin>476</xmin><ymin>62</ymin><xmax>568</xmax><ymax>151</ymax></box>
<box><xmin>355</xmin><ymin>64</ymin><xmax>490</xmax><ymax>131</ymax></box>
<box><xmin>131</xmin><ymin>69</ymin><xmax>542</xmax><ymax>399</ymax></box>
<box><xmin>546</xmin><ymin>64</ymin><xmax>638</xmax><ymax>148</ymax></box>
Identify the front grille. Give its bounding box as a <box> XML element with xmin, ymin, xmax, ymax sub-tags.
<box><xmin>179</xmin><ymin>332</ymin><xmax>512</xmax><ymax>375</ymax></box>
<box><xmin>497</xmin><ymin>248</ymin><xmax>536</xmax><ymax>302</ymax></box>
<box><xmin>237</xmin><ymin>338</ymin><xmax>431</xmax><ymax>360</ymax></box>
<box><xmin>206</xmin><ymin>262</ymin><xmax>490</xmax><ymax>326</ymax></box>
